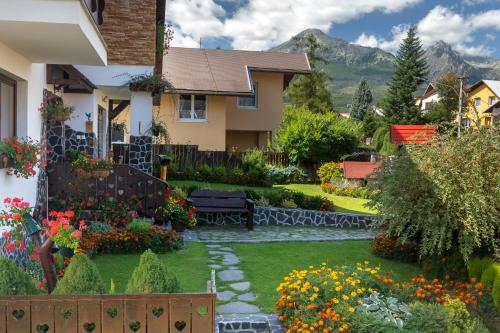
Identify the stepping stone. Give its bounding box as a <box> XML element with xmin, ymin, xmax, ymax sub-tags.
<box><xmin>217</xmin><ymin>290</ymin><xmax>236</xmax><ymax>302</ymax></box>
<box><xmin>206</xmin><ymin>244</ymin><xmax>221</xmax><ymax>248</ymax></box>
<box><xmin>237</xmin><ymin>292</ymin><xmax>256</xmax><ymax>302</ymax></box>
<box><xmin>209</xmin><ymin>264</ymin><xmax>222</xmax><ymax>269</ymax></box>
<box><xmin>219</xmin><ymin>247</ymin><xmax>233</xmax><ymax>251</ymax></box>
<box><xmin>218</xmin><ymin>269</ymin><xmax>244</xmax><ymax>282</ymax></box>
<box><xmin>222</xmin><ymin>254</ymin><xmax>240</xmax><ymax>265</ymax></box>
<box><xmin>229</xmin><ymin>282</ymin><xmax>250</xmax><ymax>291</ymax></box>
<box><xmin>209</xmin><ymin>250</ymin><xmax>229</xmax><ymax>255</ymax></box>
<box><xmin>228</xmin><ymin>266</ymin><xmax>239</xmax><ymax>270</ymax></box>
<box><xmin>217</xmin><ymin>302</ymin><xmax>260</xmax><ymax>314</ymax></box>
<box><xmin>207</xmin><ymin>259</ymin><xmax>216</xmax><ymax>264</ymax></box>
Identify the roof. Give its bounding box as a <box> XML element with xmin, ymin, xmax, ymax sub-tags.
<box><xmin>340</xmin><ymin>161</ymin><xmax>382</xmax><ymax>180</ymax></box>
<box><xmin>467</xmin><ymin>80</ymin><xmax>500</xmax><ymax>97</ymax></box>
<box><xmin>484</xmin><ymin>100</ymin><xmax>500</xmax><ymax>114</ymax></box>
<box><xmin>390</xmin><ymin>125</ymin><xmax>436</xmax><ymax>144</ymax></box>
<box><xmin>162</xmin><ymin>47</ymin><xmax>311</xmax><ymax>95</ymax></box>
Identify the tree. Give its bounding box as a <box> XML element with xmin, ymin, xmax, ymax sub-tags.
<box><xmin>362</xmin><ymin>111</ymin><xmax>385</xmax><ymax>138</ymax></box>
<box><xmin>368</xmin><ymin>128</ymin><xmax>500</xmax><ymax>262</ymax></box>
<box><xmin>276</xmin><ymin>106</ymin><xmax>361</xmax><ymax>164</ymax></box>
<box><xmin>286</xmin><ymin>33</ymin><xmax>334</xmax><ymax>113</ymax></box>
<box><xmin>53</xmin><ymin>254</ymin><xmax>105</xmax><ymax>295</ymax></box>
<box><xmin>424</xmin><ymin>72</ymin><xmax>460</xmax><ymax>124</ymax></box>
<box><xmin>382</xmin><ymin>26</ymin><xmax>428</xmax><ymax>124</ymax></box>
<box><xmin>351</xmin><ymin>79</ymin><xmax>373</xmax><ymax>121</ymax></box>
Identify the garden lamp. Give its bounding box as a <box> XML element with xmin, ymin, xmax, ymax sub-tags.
<box><xmin>158</xmin><ymin>155</ymin><xmax>172</xmax><ymax>182</ymax></box>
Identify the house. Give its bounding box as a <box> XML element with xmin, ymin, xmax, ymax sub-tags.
<box><xmin>339</xmin><ymin>160</ymin><xmax>382</xmax><ymax>182</ymax></box>
<box><xmin>113</xmin><ymin>47</ymin><xmax>311</xmax><ymax>151</ymax></box>
<box><xmin>416</xmin><ymin>83</ymin><xmax>439</xmax><ymax>111</ymax></box>
<box><xmin>0</xmin><ymin>0</ymin><xmax>164</xmax><ymax>206</ymax></box>
<box><xmin>463</xmin><ymin>79</ymin><xmax>500</xmax><ymax>127</ymax></box>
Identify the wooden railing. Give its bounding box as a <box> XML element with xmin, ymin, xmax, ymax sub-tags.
<box><xmin>0</xmin><ymin>291</ymin><xmax>215</xmax><ymax>333</ymax></box>
<box><xmin>47</xmin><ymin>163</ymin><xmax>168</xmax><ymax>220</ymax></box>
<box><xmin>82</xmin><ymin>0</ymin><xmax>105</xmax><ymax>26</ymax></box>
<box><xmin>112</xmin><ymin>144</ymin><xmax>290</xmax><ymax>173</ymax></box>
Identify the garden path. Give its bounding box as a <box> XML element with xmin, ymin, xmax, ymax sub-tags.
<box><xmin>184</xmin><ymin>225</ymin><xmax>376</xmax><ymax>243</ymax></box>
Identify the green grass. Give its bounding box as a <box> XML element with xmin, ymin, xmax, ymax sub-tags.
<box><xmin>231</xmin><ymin>240</ymin><xmax>422</xmax><ymax>312</ymax></box>
<box><xmin>168</xmin><ymin>180</ymin><xmax>377</xmax><ymax>215</ymax></box>
<box><xmin>93</xmin><ymin>242</ymin><xmax>210</xmax><ymax>293</ymax></box>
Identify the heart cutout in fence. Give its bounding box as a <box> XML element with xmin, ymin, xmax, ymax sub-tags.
<box><xmin>175</xmin><ymin>321</ymin><xmax>186</xmax><ymax>331</ymax></box>
<box><xmin>60</xmin><ymin>308</ymin><xmax>72</xmax><ymax>320</ymax></box>
<box><xmin>36</xmin><ymin>324</ymin><xmax>49</xmax><ymax>333</ymax></box>
<box><xmin>107</xmin><ymin>307</ymin><xmax>118</xmax><ymax>318</ymax></box>
<box><xmin>12</xmin><ymin>309</ymin><xmax>25</xmax><ymax>320</ymax></box>
<box><xmin>129</xmin><ymin>321</ymin><xmax>141</xmax><ymax>332</ymax></box>
<box><xmin>83</xmin><ymin>322</ymin><xmax>96</xmax><ymax>332</ymax></box>
<box><xmin>152</xmin><ymin>307</ymin><xmax>164</xmax><ymax>318</ymax></box>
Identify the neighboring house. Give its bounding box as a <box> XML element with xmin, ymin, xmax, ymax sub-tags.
<box><xmin>339</xmin><ymin>161</ymin><xmax>382</xmax><ymax>183</ymax></box>
<box><xmin>416</xmin><ymin>83</ymin><xmax>439</xmax><ymax>112</ymax></box>
<box><xmin>338</xmin><ymin>112</ymin><xmax>350</xmax><ymax>118</ymax></box>
<box><xmin>484</xmin><ymin>100</ymin><xmax>500</xmax><ymax>127</ymax></box>
<box><xmin>464</xmin><ymin>79</ymin><xmax>500</xmax><ymax>127</ymax></box>
<box><xmin>147</xmin><ymin>47</ymin><xmax>310</xmax><ymax>151</ymax></box>
<box><xmin>0</xmin><ymin>0</ymin><xmax>164</xmax><ymax>204</ymax></box>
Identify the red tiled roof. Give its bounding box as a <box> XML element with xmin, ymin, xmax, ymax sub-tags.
<box><xmin>390</xmin><ymin>125</ymin><xmax>436</xmax><ymax>144</ymax></box>
<box><xmin>340</xmin><ymin>161</ymin><xmax>382</xmax><ymax>180</ymax></box>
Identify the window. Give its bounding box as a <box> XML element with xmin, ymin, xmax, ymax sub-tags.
<box><xmin>474</xmin><ymin>98</ymin><xmax>481</xmax><ymax>107</ymax></box>
<box><xmin>488</xmin><ymin>96</ymin><xmax>496</xmax><ymax>106</ymax></box>
<box><xmin>237</xmin><ymin>83</ymin><xmax>258</xmax><ymax>109</ymax></box>
<box><xmin>178</xmin><ymin>95</ymin><xmax>207</xmax><ymax>121</ymax></box>
<box><xmin>461</xmin><ymin>117</ymin><xmax>470</xmax><ymax>128</ymax></box>
<box><xmin>0</xmin><ymin>74</ymin><xmax>16</xmax><ymax>139</ymax></box>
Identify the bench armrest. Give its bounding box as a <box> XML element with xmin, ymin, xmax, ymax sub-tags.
<box><xmin>245</xmin><ymin>198</ymin><xmax>255</xmax><ymax>208</ymax></box>
<box><xmin>186</xmin><ymin>198</ymin><xmax>193</xmax><ymax>206</ymax></box>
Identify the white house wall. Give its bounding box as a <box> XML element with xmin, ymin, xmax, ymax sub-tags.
<box><xmin>0</xmin><ymin>42</ymin><xmax>46</xmax><ymax>206</ymax></box>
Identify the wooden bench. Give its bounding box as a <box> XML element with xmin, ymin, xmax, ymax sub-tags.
<box><xmin>188</xmin><ymin>190</ymin><xmax>255</xmax><ymax>230</ymax></box>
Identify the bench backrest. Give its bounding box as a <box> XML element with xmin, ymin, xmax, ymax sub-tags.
<box><xmin>190</xmin><ymin>190</ymin><xmax>247</xmax><ymax>209</ymax></box>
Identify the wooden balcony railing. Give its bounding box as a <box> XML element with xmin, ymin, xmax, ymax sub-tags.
<box><xmin>82</xmin><ymin>0</ymin><xmax>105</xmax><ymax>26</ymax></box>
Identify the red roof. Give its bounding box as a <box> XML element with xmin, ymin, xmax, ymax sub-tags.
<box><xmin>340</xmin><ymin>161</ymin><xmax>382</xmax><ymax>180</ymax></box>
<box><xmin>390</xmin><ymin>125</ymin><xmax>436</xmax><ymax>144</ymax></box>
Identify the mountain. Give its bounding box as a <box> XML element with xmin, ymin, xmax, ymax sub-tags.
<box><xmin>271</xmin><ymin>29</ymin><xmax>500</xmax><ymax>112</ymax></box>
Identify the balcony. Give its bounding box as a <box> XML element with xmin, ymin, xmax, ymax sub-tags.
<box><xmin>0</xmin><ymin>0</ymin><xmax>107</xmax><ymax>66</ymax></box>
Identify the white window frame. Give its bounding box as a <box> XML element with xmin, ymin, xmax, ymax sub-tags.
<box><xmin>237</xmin><ymin>83</ymin><xmax>258</xmax><ymax>110</ymax></box>
<box><xmin>178</xmin><ymin>95</ymin><xmax>208</xmax><ymax>123</ymax></box>
<box><xmin>474</xmin><ymin>98</ymin><xmax>481</xmax><ymax>107</ymax></box>
<box><xmin>0</xmin><ymin>74</ymin><xmax>16</xmax><ymax>140</ymax></box>
<box><xmin>488</xmin><ymin>96</ymin><xmax>496</xmax><ymax>106</ymax></box>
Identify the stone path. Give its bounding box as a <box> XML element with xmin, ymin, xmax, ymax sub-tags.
<box><xmin>184</xmin><ymin>225</ymin><xmax>377</xmax><ymax>243</ymax></box>
<box><xmin>206</xmin><ymin>244</ymin><xmax>261</xmax><ymax>316</ymax></box>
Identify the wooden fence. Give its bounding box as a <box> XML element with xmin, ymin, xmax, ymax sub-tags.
<box><xmin>47</xmin><ymin>163</ymin><xmax>168</xmax><ymax>220</ymax></box>
<box><xmin>0</xmin><ymin>292</ymin><xmax>215</xmax><ymax>333</ymax></box>
<box><xmin>112</xmin><ymin>144</ymin><xmax>289</xmax><ymax>171</ymax></box>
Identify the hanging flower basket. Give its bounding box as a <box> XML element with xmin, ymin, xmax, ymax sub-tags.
<box><xmin>48</xmin><ymin>113</ymin><xmax>71</xmax><ymax>122</ymax></box>
<box><xmin>40</xmin><ymin>102</ymin><xmax>74</xmax><ymax>122</ymax></box>
<box><xmin>92</xmin><ymin>169</ymin><xmax>111</xmax><ymax>178</ymax></box>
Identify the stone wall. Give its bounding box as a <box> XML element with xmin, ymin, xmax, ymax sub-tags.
<box><xmin>198</xmin><ymin>206</ymin><xmax>376</xmax><ymax>229</ymax></box>
<box><xmin>129</xmin><ymin>135</ymin><xmax>153</xmax><ymax>174</ymax></box>
<box><xmin>100</xmin><ymin>0</ymin><xmax>157</xmax><ymax>65</ymax></box>
<box><xmin>46</xmin><ymin>121</ymin><xmax>96</xmax><ymax>163</ymax></box>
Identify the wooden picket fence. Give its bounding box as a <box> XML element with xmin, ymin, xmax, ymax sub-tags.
<box><xmin>0</xmin><ymin>292</ymin><xmax>215</xmax><ymax>333</ymax></box>
<box><xmin>112</xmin><ymin>143</ymin><xmax>289</xmax><ymax>171</ymax></box>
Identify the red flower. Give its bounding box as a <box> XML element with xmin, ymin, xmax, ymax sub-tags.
<box><xmin>71</xmin><ymin>230</ymin><xmax>82</xmax><ymax>238</ymax></box>
<box><xmin>1</xmin><ymin>231</ymin><xmax>10</xmax><ymax>238</ymax></box>
<box><xmin>3</xmin><ymin>243</ymin><xmax>16</xmax><ymax>252</ymax></box>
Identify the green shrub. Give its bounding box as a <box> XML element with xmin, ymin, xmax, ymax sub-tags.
<box><xmin>380</xmin><ymin>130</ymin><xmax>398</xmax><ymax>155</ymax></box>
<box><xmin>126</xmin><ymin>219</ymin><xmax>153</xmax><ymax>233</ymax></box>
<box><xmin>126</xmin><ymin>250</ymin><xmax>179</xmax><ymax>294</ymax></box>
<box><xmin>171</xmin><ymin>187</ymin><xmax>187</xmax><ymax>199</ymax></box>
<box><xmin>443</xmin><ymin>297</ymin><xmax>489</xmax><ymax>333</ymax></box>
<box><xmin>53</xmin><ymin>254</ymin><xmax>105</xmax><ymax>295</ymax></box>
<box><xmin>197</xmin><ymin>164</ymin><xmax>212</xmax><ymax>181</ymax></box>
<box><xmin>291</xmin><ymin>191</ymin><xmax>306</xmax><ymax>208</ymax></box>
<box><xmin>255</xmin><ymin>197</ymin><xmax>270</xmax><ymax>206</ymax></box>
<box><xmin>357</xmin><ymin>291</ymin><xmax>410</xmax><ymax>329</ymax></box>
<box><xmin>281</xmin><ymin>198</ymin><xmax>297</xmax><ymax>209</ymax></box>
<box><xmin>404</xmin><ymin>302</ymin><xmax>449</xmax><ymax>333</ymax></box>
<box><xmin>242</xmin><ymin>148</ymin><xmax>267</xmax><ymax>179</ymax></box>
<box><xmin>213</xmin><ymin>166</ymin><xmax>226</xmax><ymax>178</ymax></box>
<box><xmin>493</xmin><ymin>273</ymin><xmax>500</xmax><ymax>310</ymax></box>
<box><xmin>480</xmin><ymin>262</ymin><xmax>500</xmax><ymax>288</ymax></box>
<box><xmin>0</xmin><ymin>257</ymin><xmax>38</xmax><ymax>295</ymax></box>
<box><xmin>317</xmin><ymin>161</ymin><xmax>343</xmax><ymax>184</ymax></box>
<box><xmin>244</xmin><ymin>189</ymin><xmax>260</xmax><ymax>201</ymax></box>
<box><xmin>468</xmin><ymin>257</ymin><xmax>495</xmax><ymax>280</ymax></box>
<box><xmin>371</xmin><ymin>126</ymin><xmax>389</xmax><ymax>151</ymax></box>
<box><xmin>87</xmin><ymin>221</ymin><xmax>113</xmax><ymax>233</ymax></box>
<box><xmin>348</xmin><ymin>310</ymin><xmax>401</xmax><ymax>333</ymax></box>
<box><xmin>266</xmin><ymin>165</ymin><xmax>307</xmax><ymax>184</ymax></box>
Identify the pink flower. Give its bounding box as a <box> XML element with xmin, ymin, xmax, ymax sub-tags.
<box><xmin>18</xmin><ymin>245</ymin><xmax>26</xmax><ymax>251</ymax></box>
<box><xmin>71</xmin><ymin>230</ymin><xmax>82</xmax><ymax>238</ymax></box>
<box><xmin>1</xmin><ymin>231</ymin><xmax>10</xmax><ymax>238</ymax></box>
<box><xmin>3</xmin><ymin>243</ymin><xmax>16</xmax><ymax>252</ymax></box>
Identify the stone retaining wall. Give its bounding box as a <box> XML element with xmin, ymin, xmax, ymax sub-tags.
<box><xmin>198</xmin><ymin>206</ymin><xmax>376</xmax><ymax>229</ymax></box>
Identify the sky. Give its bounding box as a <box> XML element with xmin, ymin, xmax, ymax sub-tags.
<box><xmin>165</xmin><ymin>0</ymin><xmax>500</xmax><ymax>58</ymax></box>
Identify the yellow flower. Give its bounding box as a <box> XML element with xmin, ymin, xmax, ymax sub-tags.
<box><xmin>342</xmin><ymin>295</ymin><xmax>349</xmax><ymax>300</ymax></box>
<box><xmin>351</xmin><ymin>291</ymin><xmax>357</xmax><ymax>297</ymax></box>
<box><xmin>349</xmin><ymin>307</ymin><xmax>356</xmax><ymax>313</ymax></box>
<box><xmin>335</xmin><ymin>286</ymin><xmax>342</xmax><ymax>291</ymax></box>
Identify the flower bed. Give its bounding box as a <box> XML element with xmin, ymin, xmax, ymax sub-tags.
<box><xmin>320</xmin><ymin>183</ymin><xmax>375</xmax><ymax>199</ymax></box>
<box><xmin>80</xmin><ymin>226</ymin><xmax>182</xmax><ymax>255</ymax></box>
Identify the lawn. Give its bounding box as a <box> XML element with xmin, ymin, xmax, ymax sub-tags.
<box><xmin>231</xmin><ymin>240</ymin><xmax>422</xmax><ymax>312</ymax></box>
<box><xmin>93</xmin><ymin>242</ymin><xmax>210</xmax><ymax>293</ymax></box>
<box><xmin>168</xmin><ymin>180</ymin><xmax>377</xmax><ymax>215</ymax></box>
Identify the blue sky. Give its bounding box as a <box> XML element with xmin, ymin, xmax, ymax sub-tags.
<box><xmin>166</xmin><ymin>0</ymin><xmax>500</xmax><ymax>58</ymax></box>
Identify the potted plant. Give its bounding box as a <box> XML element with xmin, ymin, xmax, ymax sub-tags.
<box><xmin>156</xmin><ymin>196</ymin><xmax>196</xmax><ymax>232</ymax></box>
<box><xmin>71</xmin><ymin>153</ymin><xmax>114</xmax><ymax>178</ymax></box>
<box><xmin>127</xmin><ymin>73</ymin><xmax>174</xmax><ymax>106</ymax></box>
<box><xmin>42</xmin><ymin>211</ymin><xmax>85</xmax><ymax>258</ymax></box>
<box><xmin>147</xmin><ymin>120</ymin><xmax>170</xmax><ymax>143</ymax></box>
<box><xmin>0</xmin><ymin>137</ymin><xmax>43</xmax><ymax>178</ymax></box>
<box><xmin>39</xmin><ymin>101</ymin><xmax>74</xmax><ymax>122</ymax></box>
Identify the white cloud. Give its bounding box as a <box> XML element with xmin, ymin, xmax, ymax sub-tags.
<box><xmin>166</xmin><ymin>0</ymin><xmax>422</xmax><ymax>50</ymax></box>
<box><xmin>462</xmin><ymin>0</ymin><xmax>500</xmax><ymax>6</ymax></box>
<box><xmin>354</xmin><ymin>6</ymin><xmax>500</xmax><ymax>56</ymax></box>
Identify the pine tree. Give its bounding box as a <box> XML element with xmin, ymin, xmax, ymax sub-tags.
<box><xmin>351</xmin><ymin>79</ymin><xmax>373</xmax><ymax>121</ymax></box>
<box><xmin>286</xmin><ymin>33</ymin><xmax>334</xmax><ymax>113</ymax></box>
<box><xmin>382</xmin><ymin>26</ymin><xmax>428</xmax><ymax>124</ymax></box>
